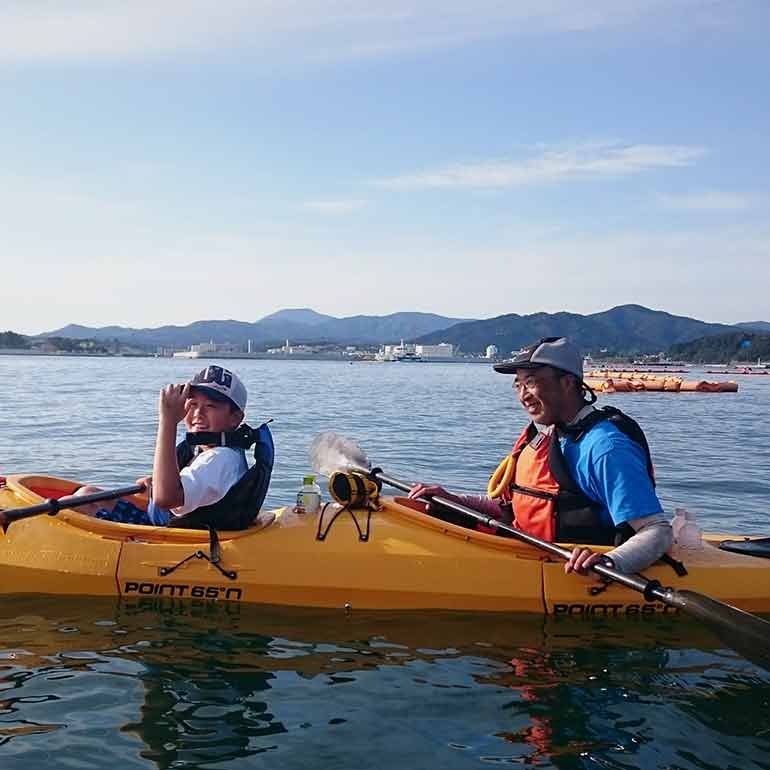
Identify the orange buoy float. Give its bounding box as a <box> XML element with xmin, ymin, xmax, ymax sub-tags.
<box><xmin>584</xmin><ymin>376</ymin><xmax>737</xmax><ymax>394</ymax></box>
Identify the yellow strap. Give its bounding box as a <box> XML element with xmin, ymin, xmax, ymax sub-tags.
<box><xmin>487</xmin><ymin>454</ymin><xmax>514</xmax><ymax>499</ymax></box>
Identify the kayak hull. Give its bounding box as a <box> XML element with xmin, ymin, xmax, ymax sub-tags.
<box><xmin>2</xmin><ymin>475</ymin><xmax>769</xmax><ymax>614</ymax></box>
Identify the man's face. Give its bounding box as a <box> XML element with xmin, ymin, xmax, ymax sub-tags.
<box><xmin>512</xmin><ymin>366</ymin><xmax>571</xmax><ymax>425</ymax></box>
<box><xmin>184</xmin><ymin>390</ymin><xmax>242</xmax><ymax>433</ymax></box>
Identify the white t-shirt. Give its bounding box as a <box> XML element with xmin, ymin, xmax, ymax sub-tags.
<box><xmin>170</xmin><ymin>446</ymin><xmax>248</xmax><ymax>519</ymax></box>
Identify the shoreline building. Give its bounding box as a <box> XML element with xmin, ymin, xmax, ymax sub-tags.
<box><xmin>173</xmin><ymin>340</ymin><xmax>241</xmax><ymax>359</ymax></box>
<box><xmin>415</xmin><ymin>343</ymin><xmax>454</xmax><ymax>358</ymax></box>
<box><xmin>376</xmin><ymin>341</ymin><xmax>455</xmax><ymax>361</ymax></box>
<box><xmin>266</xmin><ymin>339</ymin><xmax>320</xmax><ymax>355</ymax></box>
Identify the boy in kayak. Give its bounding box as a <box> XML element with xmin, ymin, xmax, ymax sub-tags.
<box><xmin>409</xmin><ymin>337</ymin><xmax>673</xmax><ymax>576</ymax></box>
<box><xmin>75</xmin><ymin>365</ymin><xmax>273</xmax><ymax>529</ymax></box>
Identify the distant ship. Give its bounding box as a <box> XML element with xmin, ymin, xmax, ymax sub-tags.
<box><xmin>375</xmin><ymin>339</ymin><xmax>422</xmax><ymax>362</ymax></box>
<box><xmin>395</xmin><ymin>351</ymin><xmax>422</xmax><ymax>362</ymax></box>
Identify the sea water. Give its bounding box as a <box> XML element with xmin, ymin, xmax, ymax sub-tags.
<box><xmin>1</xmin><ymin>355</ymin><xmax>769</xmax><ymax>769</ymax></box>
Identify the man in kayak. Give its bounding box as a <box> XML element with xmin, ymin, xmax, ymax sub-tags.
<box><xmin>409</xmin><ymin>337</ymin><xmax>673</xmax><ymax>576</ymax></box>
<box><xmin>75</xmin><ymin>365</ymin><xmax>272</xmax><ymax>529</ymax></box>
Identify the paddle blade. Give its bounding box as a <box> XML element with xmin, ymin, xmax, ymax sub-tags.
<box><xmin>674</xmin><ymin>589</ymin><xmax>770</xmax><ymax>671</ymax></box>
<box><xmin>309</xmin><ymin>432</ymin><xmax>371</xmax><ymax>478</ymax></box>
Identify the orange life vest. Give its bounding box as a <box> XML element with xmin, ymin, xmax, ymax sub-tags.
<box><xmin>490</xmin><ymin>407</ymin><xmax>655</xmax><ymax>544</ymax></box>
<box><xmin>501</xmin><ymin>428</ymin><xmax>561</xmax><ymax>541</ymax></box>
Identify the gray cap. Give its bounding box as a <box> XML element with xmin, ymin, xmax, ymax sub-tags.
<box><xmin>189</xmin><ymin>365</ymin><xmax>247</xmax><ymax>411</ymax></box>
<box><xmin>493</xmin><ymin>337</ymin><xmax>583</xmax><ymax>378</ymax></box>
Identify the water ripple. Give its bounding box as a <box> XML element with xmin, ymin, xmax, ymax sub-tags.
<box><xmin>2</xmin><ymin>359</ymin><xmax>770</xmax><ymax>768</ymax></box>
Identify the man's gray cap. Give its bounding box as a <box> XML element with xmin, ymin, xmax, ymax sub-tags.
<box><xmin>493</xmin><ymin>337</ymin><xmax>583</xmax><ymax>378</ymax></box>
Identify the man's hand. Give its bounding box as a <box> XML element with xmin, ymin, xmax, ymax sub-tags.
<box><xmin>408</xmin><ymin>484</ymin><xmax>453</xmax><ymax>513</ymax></box>
<box><xmin>158</xmin><ymin>383</ymin><xmax>191</xmax><ymax>424</ymax></box>
<box><xmin>565</xmin><ymin>546</ymin><xmax>613</xmax><ymax>576</ymax></box>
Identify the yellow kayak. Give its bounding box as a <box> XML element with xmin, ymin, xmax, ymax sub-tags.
<box><xmin>2</xmin><ymin>474</ymin><xmax>769</xmax><ymax>615</ymax></box>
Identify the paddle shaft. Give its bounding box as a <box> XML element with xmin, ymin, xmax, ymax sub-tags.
<box><xmin>0</xmin><ymin>484</ymin><xmax>145</xmax><ymax>529</ymax></box>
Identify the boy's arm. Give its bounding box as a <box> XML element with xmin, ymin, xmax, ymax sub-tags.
<box><xmin>151</xmin><ymin>384</ymin><xmax>190</xmax><ymax>509</ymax></box>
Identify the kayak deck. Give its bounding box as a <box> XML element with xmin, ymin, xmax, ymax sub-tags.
<box><xmin>2</xmin><ymin>474</ymin><xmax>769</xmax><ymax>614</ymax></box>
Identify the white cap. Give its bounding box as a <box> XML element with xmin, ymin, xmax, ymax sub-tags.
<box><xmin>188</xmin><ymin>365</ymin><xmax>247</xmax><ymax>411</ymax></box>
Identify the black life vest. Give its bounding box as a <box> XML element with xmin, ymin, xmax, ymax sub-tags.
<box><xmin>170</xmin><ymin>421</ymin><xmax>274</xmax><ymax>531</ymax></box>
<box><xmin>555</xmin><ymin>406</ymin><xmax>654</xmax><ymax>544</ymax></box>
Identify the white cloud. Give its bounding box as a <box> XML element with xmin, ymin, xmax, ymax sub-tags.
<box><xmin>371</xmin><ymin>143</ymin><xmax>705</xmax><ymax>190</ymax></box>
<box><xmin>302</xmin><ymin>199</ymin><xmax>368</xmax><ymax>214</ymax></box>
<box><xmin>656</xmin><ymin>190</ymin><xmax>752</xmax><ymax>211</ymax></box>
<box><xmin>0</xmin><ymin>0</ymin><xmax>744</xmax><ymax>62</ymax></box>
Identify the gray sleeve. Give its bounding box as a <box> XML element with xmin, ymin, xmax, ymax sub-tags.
<box><xmin>455</xmin><ymin>494</ymin><xmax>507</xmax><ymax>520</ymax></box>
<box><xmin>606</xmin><ymin>513</ymin><xmax>673</xmax><ymax>574</ymax></box>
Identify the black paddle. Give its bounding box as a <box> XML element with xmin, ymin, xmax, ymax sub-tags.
<box><xmin>0</xmin><ymin>484</ymin><xmax>146</xmax><ymax>532</ymax></box>
<box><xmin>308</xmin><ymin>432</ymin><xmax>770</xmax><ymax>670</ymax></box>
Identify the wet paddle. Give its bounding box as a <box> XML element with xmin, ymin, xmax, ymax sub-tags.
<box><xmin>310</xmin><ymin>432</ymin><xmax>770</xmax><ymax>671</ymax></box>
<box><xmin>0</xmin><ymin>484</ymin><xmax>146</xmax><ymax>532</ymax></box>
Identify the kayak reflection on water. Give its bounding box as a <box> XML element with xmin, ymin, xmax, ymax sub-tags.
<box><xmin>1</xmin><ymin>597</ymin><xmax>769</xmax><ymax>769</ymax></box>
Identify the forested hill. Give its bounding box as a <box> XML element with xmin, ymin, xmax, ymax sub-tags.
<box><xmin>736</xmin><ymin>321</ymin><xmax>770</xmax><ymax>333</ymax></box>
<box><xmin>668</xmin><ymin>331</ymin><xmax>770</xmax><ymax>363</ymax></box>
<box><xmin>416</xmin><ymin>305</ymin><xmax>735</xmax><ymax>355</ymax></box>
<box><xmin>0</xmin><ymin>331</ymin><xmax>28</xmax><ymax>348</ymax></box>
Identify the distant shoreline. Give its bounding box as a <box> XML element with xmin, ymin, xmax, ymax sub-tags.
<box><xmin>0</xmin><ymin>348</ymin><xmax>152</xmax><ymax>358</ymax></box>
<box><xmin>0</xmin><ymin>348</ymin><xmax>149</xmax><ymax>358</ymax></box>
<box><xmin>0</xmin><ymin>348</ymin><xmax>492</xmax><ymax>364</ymax></box>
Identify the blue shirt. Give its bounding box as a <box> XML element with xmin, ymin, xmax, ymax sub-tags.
<box><xmin>558</xmin><ymin>420</ymin><xmax>663</xmax><ymax>528</ymax></box>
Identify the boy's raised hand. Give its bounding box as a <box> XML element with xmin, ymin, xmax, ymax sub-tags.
<box><xmin>158</xmin><ymin>383</ymin><xmax>191</xmax><ymax>424</ymax></box>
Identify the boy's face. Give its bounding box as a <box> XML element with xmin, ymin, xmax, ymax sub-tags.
<box><xmin>184</xmin><ymin>390</ymin><xmax>242</xmax><ymax>433</ymax></box>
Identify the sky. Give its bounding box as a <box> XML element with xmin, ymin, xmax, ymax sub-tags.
<box><xmin>1</xmin><ymin>0</ymin><xmax>769</xmax><ymax>335</ymax></box>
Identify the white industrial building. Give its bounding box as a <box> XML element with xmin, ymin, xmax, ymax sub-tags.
<box><xmin>415</xmin><ymin>343</ymin><xmax>454</xmax><ymax>358</ymax></box>
<box><xmin>173</xmin><ymin>340</ymin><xmax>240</xmax><ymax>358</ymax></box>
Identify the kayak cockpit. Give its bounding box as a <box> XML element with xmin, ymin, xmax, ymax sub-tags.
<box><xmin>3</xmin><ymin>474</ymin><xmax>279</xmax><ymax>543</ymax></box>
<box><xmin>719</xmin><ymin>537</ymin><xmax>770</xmax><ymax>559</ymax></box>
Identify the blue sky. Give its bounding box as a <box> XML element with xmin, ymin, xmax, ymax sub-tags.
<box><xmin>2</xmin><ymin>0</ymin><xmax>769</xmax><ymax>334</ymax></box>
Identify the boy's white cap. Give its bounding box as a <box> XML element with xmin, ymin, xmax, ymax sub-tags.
<box><xmin>189</xmin><ymin>366</ymin><xmax>247</xmax><ymax>411</ymax></box>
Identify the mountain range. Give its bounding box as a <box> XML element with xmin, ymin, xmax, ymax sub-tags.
<box><xmin>40</xmin><ymin>305</ymin><xmax>770</xmax><ymax>355</ymax></box>
<box><xmin>738</xmin><ymin>320</ymin><xmax>770</xmax><ymax>333</ymax></box>
<box><xmin>43</xmin><ymin>310</ymin><xmax>467</xmax><ymax>348</ymax></box>
<box><xmin>415</xmin><ymin>305</ymin><xmax>754</xmax><ymax>354</ymax></box>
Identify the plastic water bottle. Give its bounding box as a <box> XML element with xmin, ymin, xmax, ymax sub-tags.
<box><xmin>675</xmin><ymin>508</ymin><xmax>703</xmax><ymax>550</ymax></box>
<box><xmin>295</xmin><ymin>475</ymin><xmax>322</xmax><ymax>514</ymax></box>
